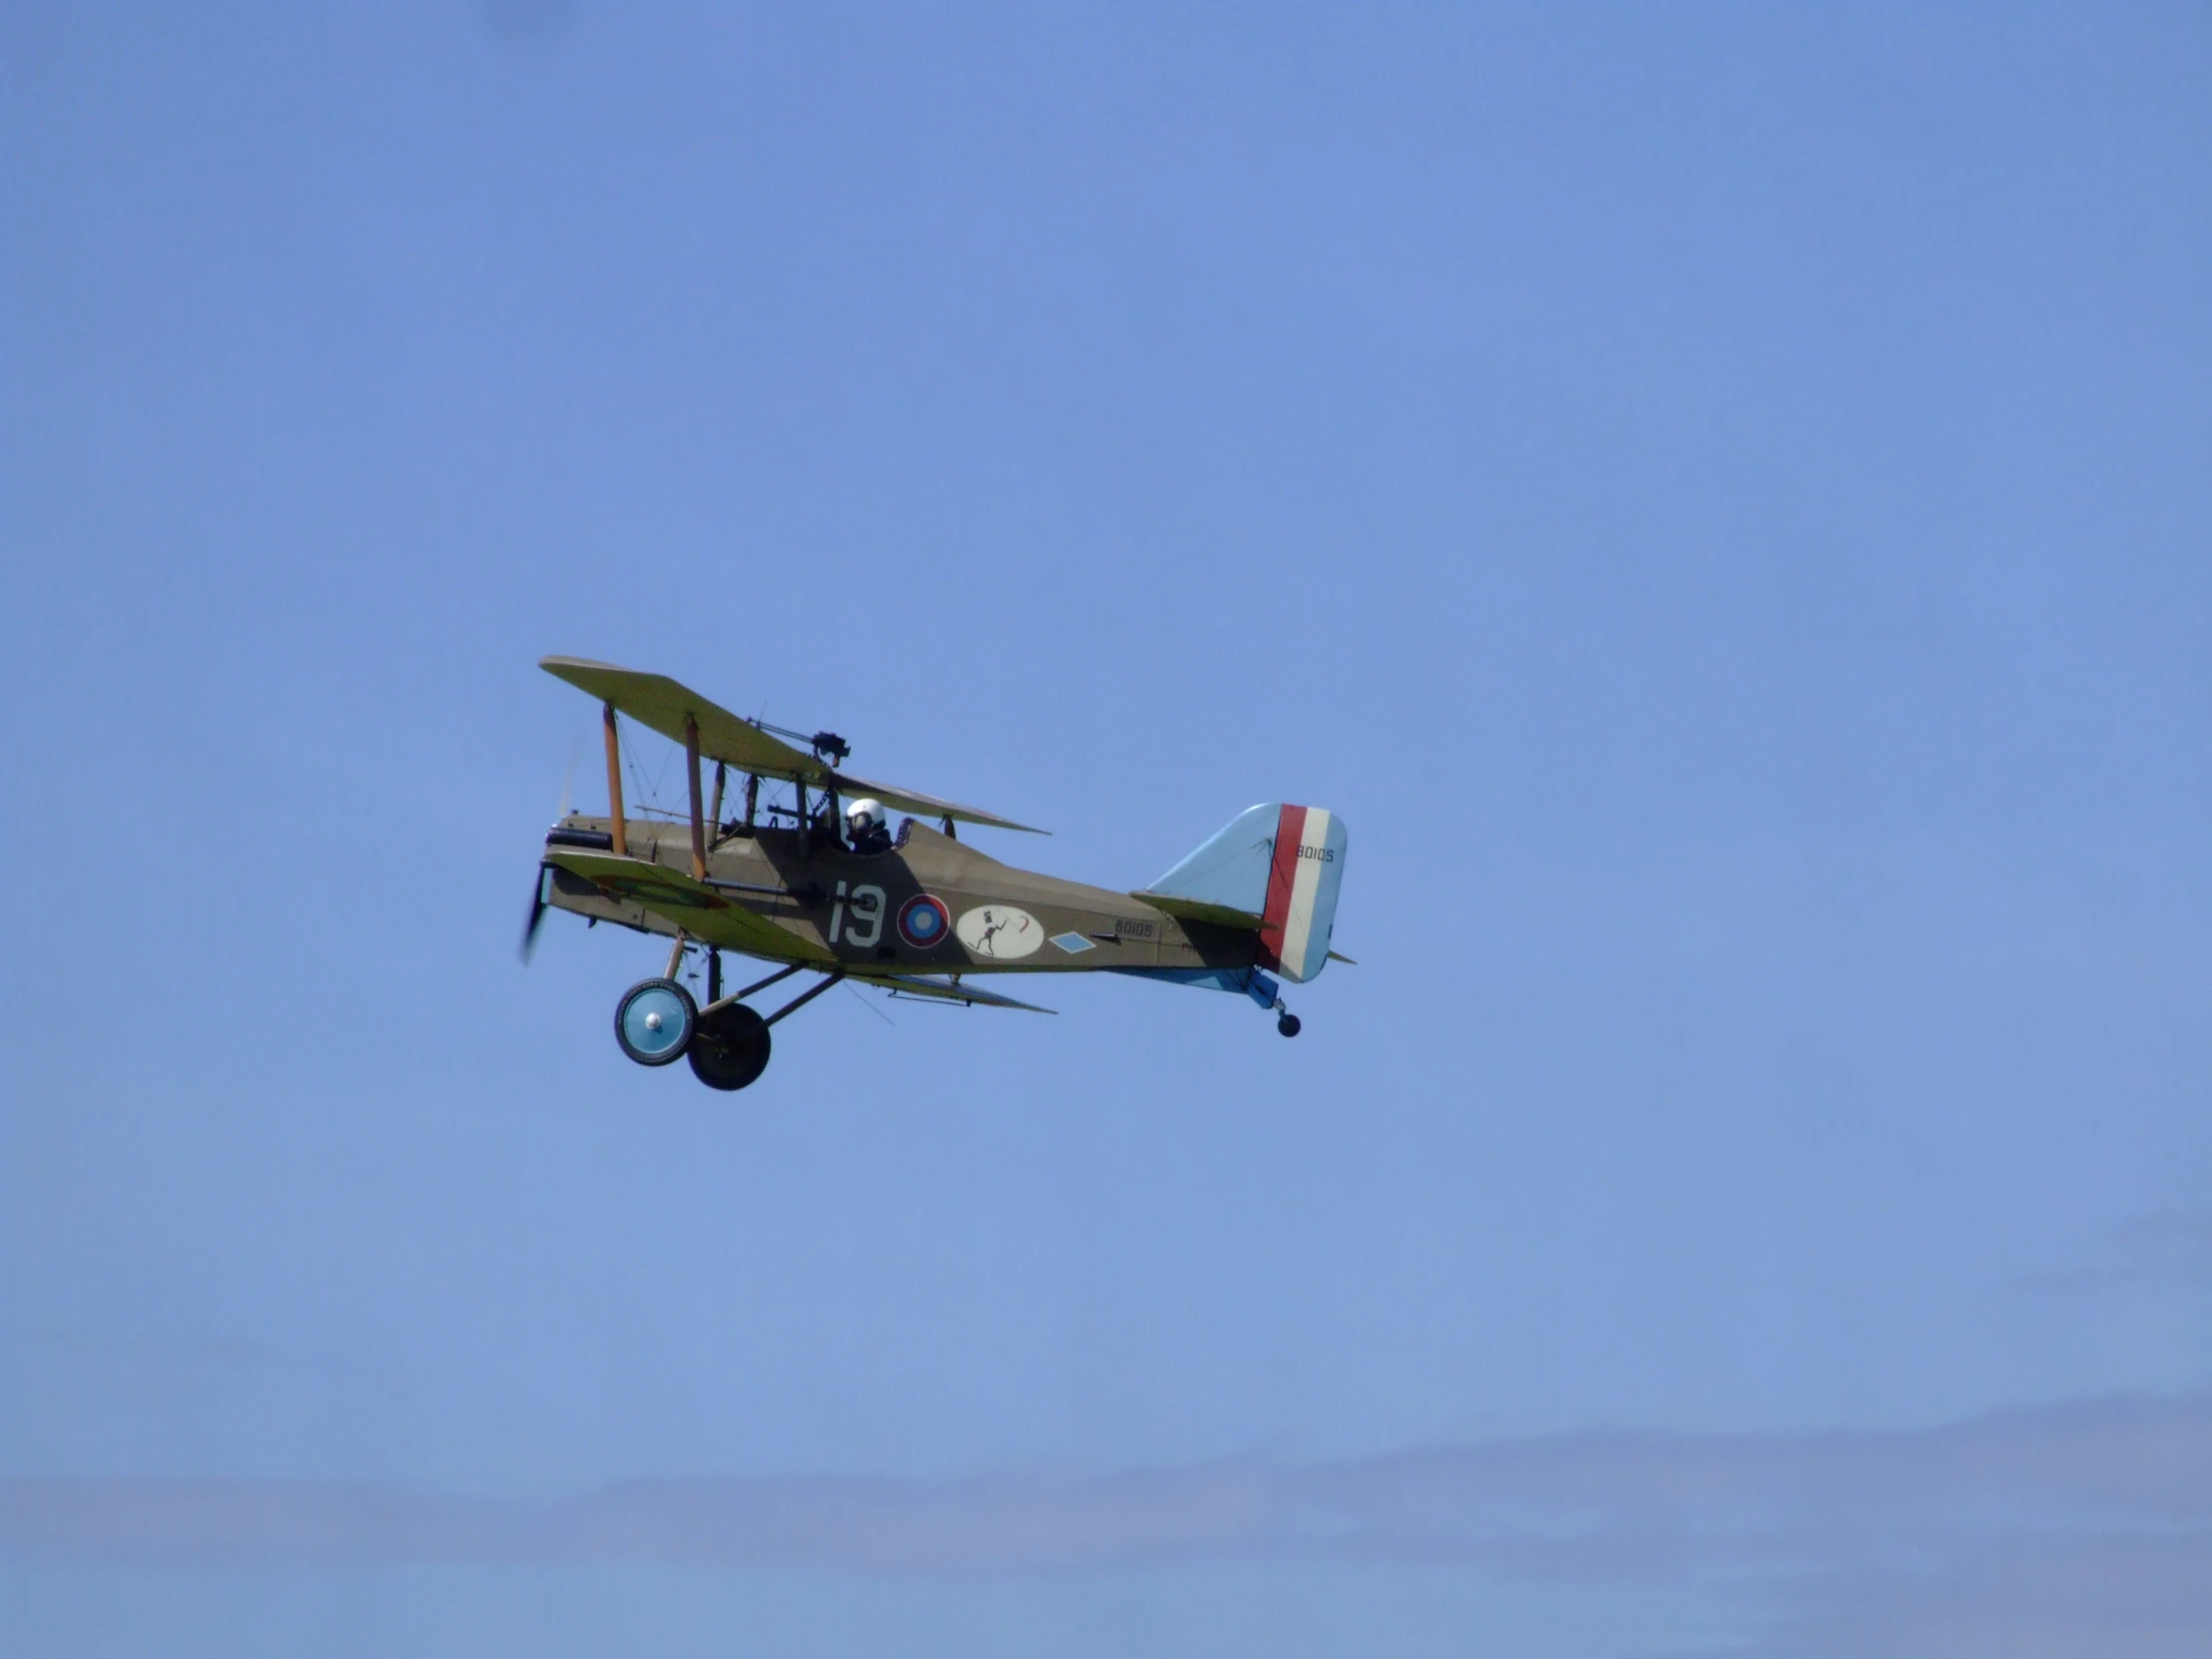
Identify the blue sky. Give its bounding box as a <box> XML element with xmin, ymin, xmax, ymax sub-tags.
<box><xmin>3</xmin><ymin>4</ymin><xmax>2208</xmax><ymax>1654</ymax></box>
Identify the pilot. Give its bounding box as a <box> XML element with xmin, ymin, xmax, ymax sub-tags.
<box><xmin>844</xmin><ymin>797</ymin><xmax>893</xmax><ymax>856</ymax></box>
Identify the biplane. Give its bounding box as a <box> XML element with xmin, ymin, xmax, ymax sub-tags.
<box><xmin>521</xmin><ymin>657</ymin><xmax>1351</xmax><ymax>1090</ymax></box>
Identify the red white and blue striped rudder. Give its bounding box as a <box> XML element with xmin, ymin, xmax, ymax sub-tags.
<box><xmin>1253</xmin><ymin>805</ymin><xmax>1346</xmax><ymax>982</ymax></box>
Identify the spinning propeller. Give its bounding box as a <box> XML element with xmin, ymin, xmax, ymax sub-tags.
<box><xmin>519</xmin><ymin>870</ymin><xmax>550</xmax><ymax>963</ymax></box>
<box><xmin>519</xmin><ymin>736</ymin><xmax>580</xmax><ymax>964</ymax></box>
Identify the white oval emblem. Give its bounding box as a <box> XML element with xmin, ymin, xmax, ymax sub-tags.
<box><xmin>956</xmin><ymin>904</ymin><xmax>1044</xmax><ymax>960</ymax></box>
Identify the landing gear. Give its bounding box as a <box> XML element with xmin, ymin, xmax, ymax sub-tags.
<box><xmin>614</xmin><ymin>977</ymin><xmax>697</xmax><ymax>1066</ymax></box>
<box><xmin>1277</xmin><ymin>1012</ymin><xmax>1301</xmax><ymax>1038</ymax></box>
<box><xmin>688</xmin><ymin>1001</ymin><xmax>772</xmax><ymax>1091</ymax></box>
<box><xmin>611</xmin><ymin>952</ymin><xmax>844</xmax><ymax>1092</ymax></box>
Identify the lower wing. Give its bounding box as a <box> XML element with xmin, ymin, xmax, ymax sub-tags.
<box><xmin>543</xmin><ymin>849</ymin><xmax>832</xmax><ymax>962</ymax></box>
<box><xmin>850</xmin><ymin>971</ymin><xmax>1056</xmax><ymax>1013</ymax></box>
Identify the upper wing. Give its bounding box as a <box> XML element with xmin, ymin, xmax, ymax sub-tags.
<box><xmin>831</xmin><ymin>770</ymin><xmax>1045</xmax><ymax>835</ymax></box>
<box><xmin>849</xmin><ymin>971</ymin><xmax>1057</xmax><ymax>1013</ymax></box>
<box><xmin>542</xmin><ymin>656</ymin><xmax>821</xmax><ymax>779</ymax></box>
<box><xmin>541</xmin><ymin>656</ymin><xmax>1043</xmax><ymax>833</ymax></box>
<box><xmin>543</xmin><ymin>848</ymin><xmax>833</xmax><ymax>962</ymax></box>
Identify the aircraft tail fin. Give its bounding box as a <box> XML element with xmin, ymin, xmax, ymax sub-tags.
<box><xmin>1136</xmin><ymin>803</ymin><xmax>1349</xmax><ymax>983</ymax></box>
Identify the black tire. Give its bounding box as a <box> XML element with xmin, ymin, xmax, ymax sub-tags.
<box><xmin>614</xmin><ymin>977</ymin><xmax>698</xmax><ymax>1066</ymax></box>
<box><xmin>688</xmin><ymin>1001</ymin><xmax>773</xmax><ymax>1091</ymax></box>
<box><xmin>1277</xmin><ymin>1013</ymin><xmax>1302</xmax><ymax>1038</ymax></box>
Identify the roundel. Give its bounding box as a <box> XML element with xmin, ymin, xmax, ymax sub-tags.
<box><xmin>896</xmin><ymin>893</ymin><xmax>951</xmax><ymax>949</ymax></box>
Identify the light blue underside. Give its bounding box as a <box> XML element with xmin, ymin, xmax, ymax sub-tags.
<box><xmin>1109</xmin><ymin>966</ymin><xmax>1273</xmax><ymax>1001</ymax></box>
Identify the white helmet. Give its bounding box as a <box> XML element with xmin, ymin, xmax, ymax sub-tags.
<box><xmin>845</xmin><ymin>798</ymin><xmax>886</xmax><ymax>835</ymax></box>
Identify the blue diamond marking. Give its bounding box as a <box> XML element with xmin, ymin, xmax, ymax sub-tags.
<box><xmin>1049</xmin><ymin>931</ymin><xmax>1095</xmax><ymax>954</ymax></box>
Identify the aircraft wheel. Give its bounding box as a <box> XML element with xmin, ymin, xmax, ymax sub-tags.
<box><xmin>615</xmin><ymin>977</ymin><xmax>697</xmax><ymax>1066</ymax></box>
<box><xmin>1277</xmin><ymin>1013</ymin><xmax>1302</xmax><ymax>1038</ymax></box>
<box><xmin>688</xmin><ymin>1001</ymin><xmax>772</xmax><ymax>1091</ymax></box>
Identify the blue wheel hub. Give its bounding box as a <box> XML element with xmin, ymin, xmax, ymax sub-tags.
<box><xmin>614</xmin><ymin>977</ymin><xmax>697</xmax><ymax>1066</ymax></box>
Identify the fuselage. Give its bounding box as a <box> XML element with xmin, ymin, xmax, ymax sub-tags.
<box><xmin>543</xmin><ymin>815</ymin><xmax>1257</xmax><ymax>977</ymax></box>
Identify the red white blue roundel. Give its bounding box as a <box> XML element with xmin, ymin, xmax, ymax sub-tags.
<box><xmin>897</xmin><ymin>893</ymin><xmax>951</xmax><ymax>949</ymax></box>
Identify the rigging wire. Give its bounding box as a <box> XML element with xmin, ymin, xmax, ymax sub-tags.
<box><xmin>842</xmin><ymin>980</ymin><xmax>895</xmax><ymax>1026</ymax></box>
<box><xmin>618</xmin><ymin>712</ymin><xmax>678</xmax><ymax>816</ymax></box>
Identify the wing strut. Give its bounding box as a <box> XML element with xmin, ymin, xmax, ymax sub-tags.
<box><xmin>684</xmin><ymin>714</ymin><xmax>708</xmax><ymax>879</ymax></box>
<box><xmin>602</xmin><ymin>700</ymin><xmax>627</xmax><ymax>857</ymax></box>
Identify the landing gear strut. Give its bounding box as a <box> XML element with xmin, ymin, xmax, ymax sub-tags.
<box><xmin>1244</xmin><ymin>968</ymin><xmax>1301</xmax><ymax>1037</ymax></box>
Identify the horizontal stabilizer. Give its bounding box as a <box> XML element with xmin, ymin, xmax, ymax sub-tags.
<box><xmin>543</xmin><ymin>848</ymin><xmax>833</xmax><ymax>961</ymax></box>
<box><xmin>541</xmin><ymin>656</ymin><xmax>1043</xmax><ymax>832</ymax></box>
<box><xmin>1130</xmin><ymin>890</ymin><xmax>1264</xmax><ymax>931</ymax></box>
<box><xmin>852</xmin><ymin>971</ymin><xmax>1056</xmax><ymax>1013</ymax></box>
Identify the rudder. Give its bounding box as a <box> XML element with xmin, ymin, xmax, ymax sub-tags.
<box><xmin>1254</xmin><ymin>805</ymin><xmax>1347</xmax><ymax>982</ymax></box>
